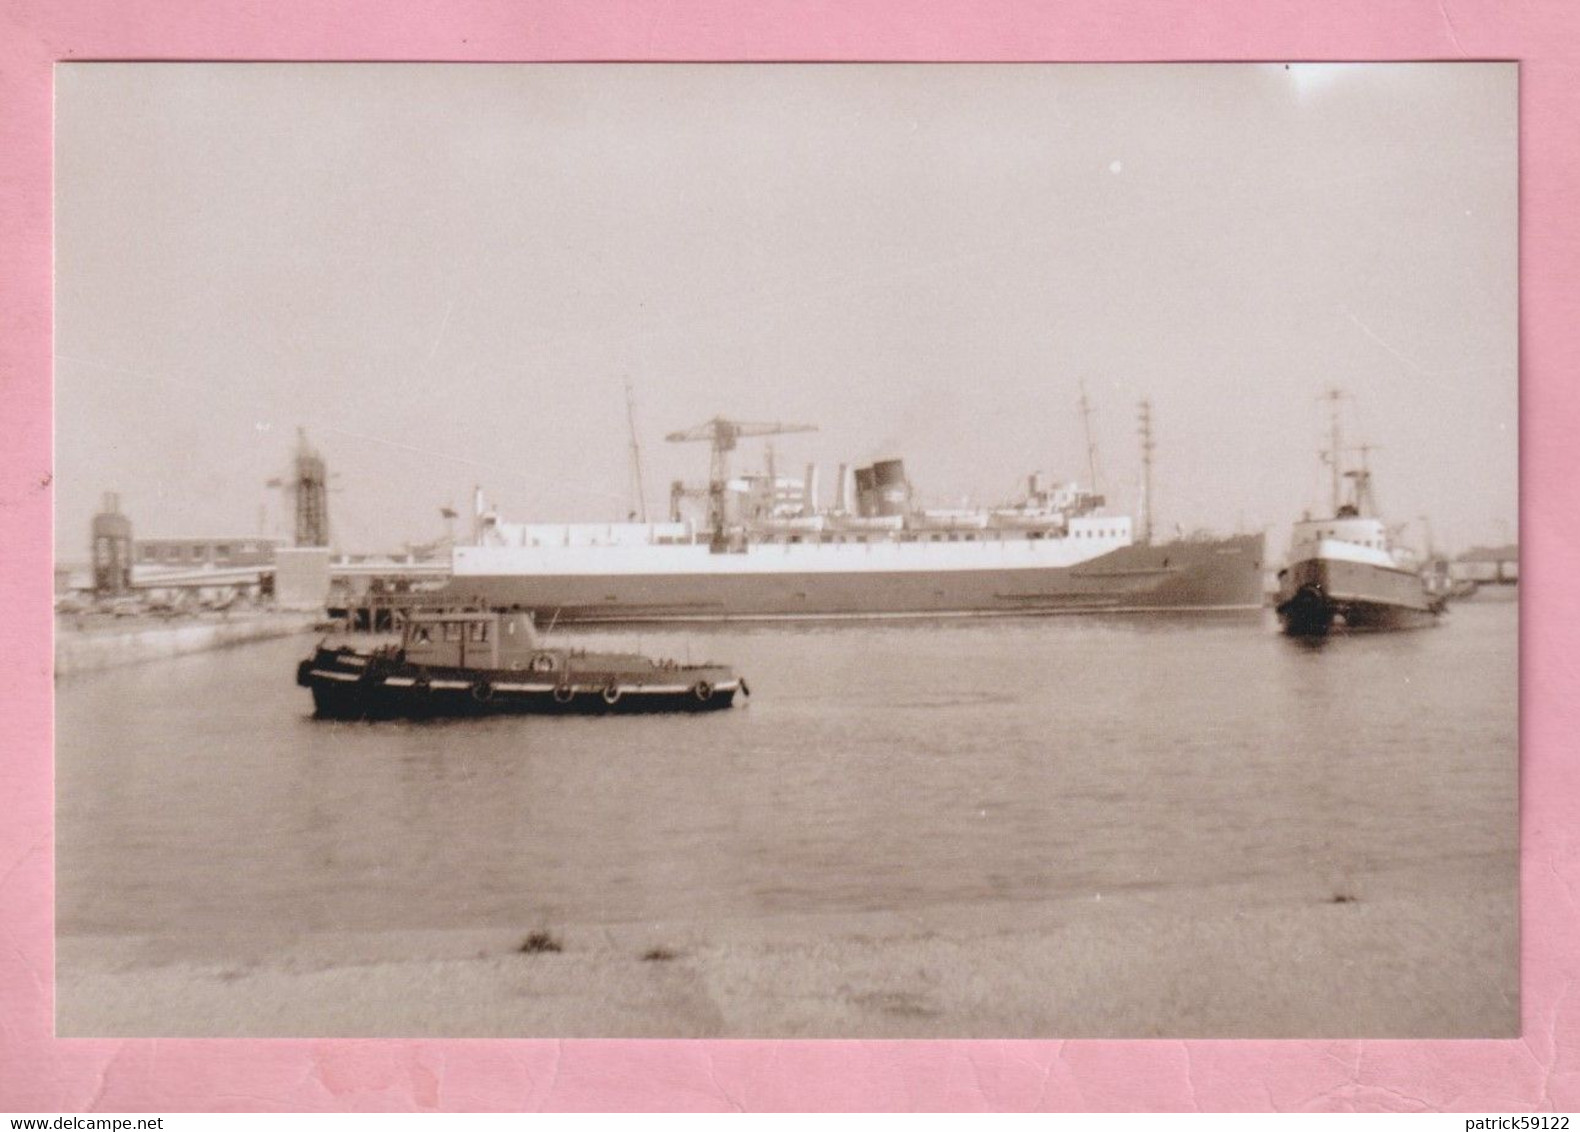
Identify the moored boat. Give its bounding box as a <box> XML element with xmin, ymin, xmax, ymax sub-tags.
<box><xmin>1274</xmin><ymin>396</ymin><xmax>1444</xmax><ymax>637</ymax></box>
<box><xmin>296</xmin><ymin>609</ymin><xmax>745</xmax><ymax>719</ymax></box>
<box><xmin>1275</xmin><ymin>523</ymin><xmax>1444</xmax><ymax>635</ymax></box>
<box><xmin>436</xmin><ymin>407</ymin><xmax>1267</xmax><ymax>624</ymax></box>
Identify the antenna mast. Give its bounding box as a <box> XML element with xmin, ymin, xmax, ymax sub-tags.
<box><xmin>1078</xmin><ymin>381</ymin><xmax>1100</xmax><ymax>495</ymax></box>
<box><xmin>624</xmin><ymin>380</ymin><xmax>648</xmax><ymax>523</ymax></box>
<box><xmin>1137</xmin><ymin>399</ymin><xmax>1155</xmax><ymax>545</ymax></box>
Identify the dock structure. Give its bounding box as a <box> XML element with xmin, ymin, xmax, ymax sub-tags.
<box><xmin>68</xmin><ymin>429</ymin><xmax>457</xmax><ymax>620</ymax></box>
<box><xmin>1452</xmin><ymin>544</ymin><xmax>1519</xmax><ymax>588</ymax></box>
<box><xmin>120</xmin><ymin>553</ymin><xmax>451</xmax><ymax>615</ymax></box>
<box><xmin>55</xmin><ymin>611</ymin><xmax>321</xmax><ymax>678</ymax></box>
<box><xmin>63</xmin><ymin>512</ymin><xmax>453</xmax><ymax>622</ymax></box>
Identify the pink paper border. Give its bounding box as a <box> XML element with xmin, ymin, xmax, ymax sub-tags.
<box><xmin>3</xmin><ymin>0</ymin><xmax>1574</xmax><ymax>1112</ymax></box>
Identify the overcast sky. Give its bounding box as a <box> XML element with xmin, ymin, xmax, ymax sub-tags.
<box><xmin>55</xmin><ymin>62</ymin><xmax>1516</xmax><ymax>559</ymax></box>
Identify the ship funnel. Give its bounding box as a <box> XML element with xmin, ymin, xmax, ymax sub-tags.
<box><xmin>804</xmin><ymin>463</ymin><xmax>820</xmax><ymax>516</ymax></box>
<box><xmin>872</xmin><ymin>459</ymin><xmax>910</xmax><ymax>517</ymax></box>
<box><xmin>837</xmin><ymin>464</ymin><xmax>851</xmax><ymax>514</ymax></box>
<box><xmin>854</xmin><ymin>465</ymin><xmax>877</xmax><ymax>518</ymax></box>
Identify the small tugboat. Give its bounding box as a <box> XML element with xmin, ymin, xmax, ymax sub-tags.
<box><xmin>296</xmin><ymin>608</ymin><xmax>747</xmax><ymax>719</ymax></box>
<box><xmin>1274</xmin><ymin>394</ymin><xmax>1445</xmax><ymax>637</ymax></box>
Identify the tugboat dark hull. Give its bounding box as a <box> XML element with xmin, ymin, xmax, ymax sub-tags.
<box><xmin>1275</xmin><ymin>558</ymin><xmax>1443</xmax><ymax>637</ymax></box>
<box><xmin>296</xmin><ymin>649</ymin><xmax>741</xmax><ymax>720</ymax></box>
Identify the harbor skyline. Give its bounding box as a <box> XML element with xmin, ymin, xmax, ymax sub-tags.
<box><xmin>51</xmin><ymin>60</ymin><xmax>1521</xmax><ymax>1043</ymax></box>
<box><xmin>55</xmin><ymin>63</ymin><xmax>1517</xmax><ymax>558</ymax></box>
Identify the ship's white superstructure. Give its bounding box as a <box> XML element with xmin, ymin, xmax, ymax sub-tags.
<box><xmin>1286</xmin><ymin>514</ymin><xmax>1420</xmax><ymax>575</ymax></box>
<box><xmin>455</xmin><ymin>513</ymin><xmax>1134</xmax><ymax>578</ymax></box>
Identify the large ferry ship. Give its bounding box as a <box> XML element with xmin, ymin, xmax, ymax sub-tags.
<box><xmin>439</xmin><ymin>415</ymin><xmax>1266</xmax><ymax>624</ymax></box>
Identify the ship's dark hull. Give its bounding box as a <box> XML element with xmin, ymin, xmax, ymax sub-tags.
<box><xmin>441</xmin><ymin>534</ymin><xmax>1266</xmax><ymax>625</ymax></box>
<box><xmin>296</xmin><ymin>651</ymin><xmax>740</xmax><ymax>720</ymax></box>
<box><xmin>1275</xmin><ymin>557</ymin><xmax>1443</xmax><ymax>637</ymax></box>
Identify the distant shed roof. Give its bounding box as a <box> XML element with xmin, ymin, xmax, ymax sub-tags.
<box><xmin>1456</xmin><ymin>544</ymin><xmax>1519</xmax><ymax>563</ymax></box>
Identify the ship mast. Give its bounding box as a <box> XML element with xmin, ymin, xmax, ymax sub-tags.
<box><xmin>1137</xmin><ymin>399</ymin><xmax>1155</xmax><ymax>545</ymax></box>
<box><xmin>1348</xmin><ymin>442</ymin><xmax>1377</xmax><ymax>517</ymax></box>
<box><xmin>624</xmin><ymin>380</ymin><xmax>648</xmax><ymax>524</ymax></box>
<box><xmin>1322</xmin><ymin>387</ymin><xmax>1344</xmax><ymax>517</ymax></box>
<box><xmin>1078</xmin><ymin>381</ymin><xmax>1100</xmax><ymax>496</ymax></box>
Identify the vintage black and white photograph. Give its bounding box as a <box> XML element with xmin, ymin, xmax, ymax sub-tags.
<box><xmin>53</xmin><ymin>62</ymin><xmax>1517</xmax><ymax>1037</ymax></box>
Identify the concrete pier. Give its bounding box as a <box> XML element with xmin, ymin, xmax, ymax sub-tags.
<box><xmin>54</xmin><ymin>612</ymin><xmax>319</xmax><ymax>678</ymax></box>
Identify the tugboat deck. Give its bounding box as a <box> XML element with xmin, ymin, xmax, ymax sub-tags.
<box><xmin>296</xmin><ymin>609</ymin><xmax>744</xmax><ymax>719</ymax></box>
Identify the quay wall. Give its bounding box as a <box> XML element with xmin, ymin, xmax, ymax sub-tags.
<box><xmin>55</xmin><ymin>613</ymin><xmax>319</xmax><ymax>678</ymax></box>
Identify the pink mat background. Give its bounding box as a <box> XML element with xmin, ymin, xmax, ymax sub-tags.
<box><xmin>2</xmin><ymin>0</ymin><xmax>1575</xmax><ymax>1113</ymax></box>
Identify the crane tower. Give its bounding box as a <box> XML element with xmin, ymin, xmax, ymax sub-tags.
<box><xmin>664</xmin><ymin>416</ymin><xmax>817</xmax><ymax>549</ymax></box>
<box><xmin>266</xmin><ymin>428</ymin><xmax>331</xmax><ymax>548</ymax></box>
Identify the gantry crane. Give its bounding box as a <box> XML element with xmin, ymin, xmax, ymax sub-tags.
<box><xmin>664</xmin><ymin>416</ymin><xmax>818</xmax><ymax>548</ymax></box>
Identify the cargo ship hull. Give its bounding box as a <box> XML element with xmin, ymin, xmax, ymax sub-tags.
<box><xmin>442</xmin><ymin>533</ymin><xmax>1266</xmax><ymax>624</ymax></box>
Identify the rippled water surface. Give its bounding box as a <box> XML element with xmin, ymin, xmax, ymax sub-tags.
<box><xmin>57</xmin><ymin>603</ymin><xmax>1517</xmax><ymax>947</ymax></box>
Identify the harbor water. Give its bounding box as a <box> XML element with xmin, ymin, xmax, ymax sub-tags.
<box><xmin>55</xmin><ymin>601</ymin><xmax>1518</xmax><ymax>1037</ymax></box>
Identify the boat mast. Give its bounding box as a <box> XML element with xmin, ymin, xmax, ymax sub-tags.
<box><xmin>1322</xmin><ymin>387</ymin><xmax>1344</xmax><ymax>516</ymax></box>
<box><xmin>1137</xmin><ymin>399</ymin><xmax>1155</xmax><ymax>545</ymax></box>
<box><xmin>624</xmin><ymin>379</ymin><xmax>648</xmax><ymax>523</ymax></box>
<box><xmin>1350</xmin><ymin>442</ymin><xmax>1377</xmax><ymax>516</ymax></box>
<box><xmin>1078</xmin><ymin>380</ymin><xmax>1100</xmax><ymax>496</ymax></box>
